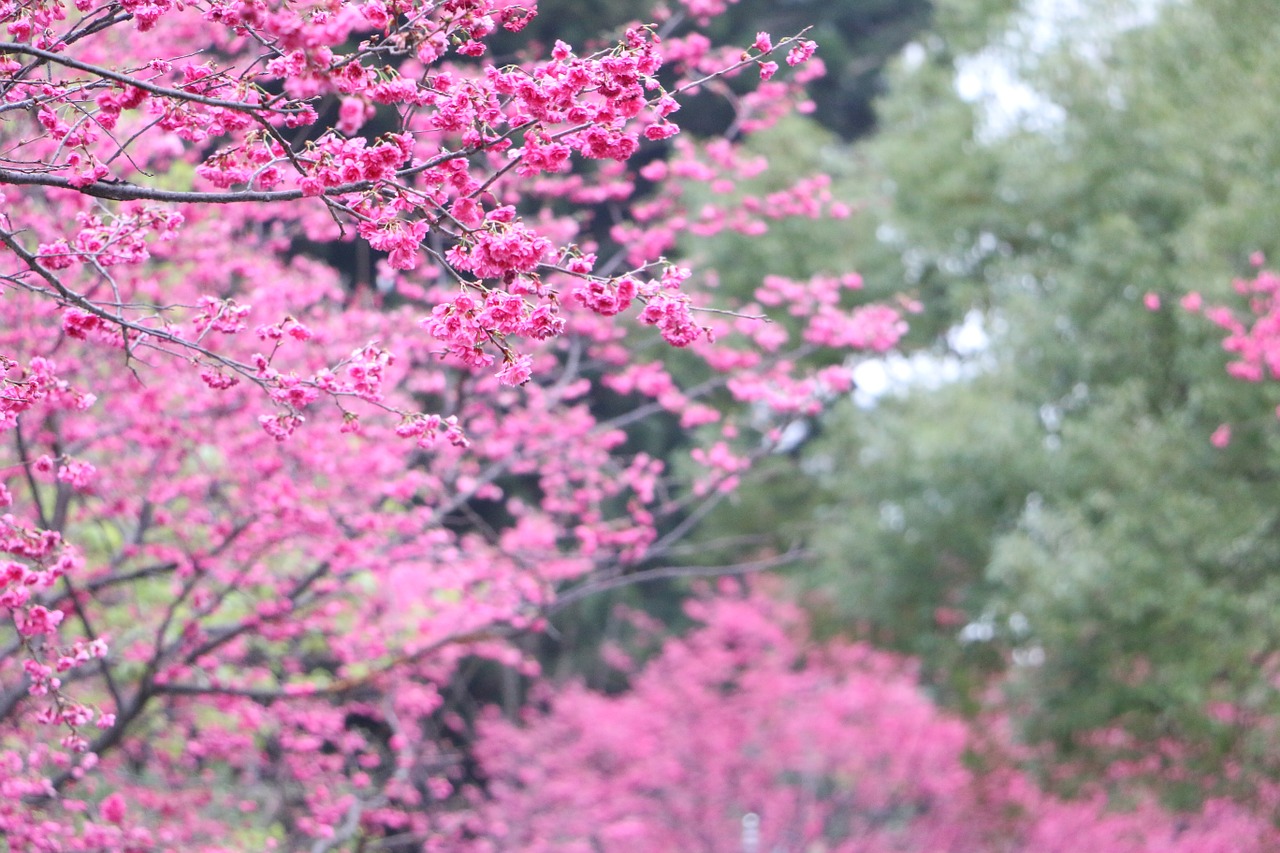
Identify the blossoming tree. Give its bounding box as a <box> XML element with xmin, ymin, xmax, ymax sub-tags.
<box><xmin>466</xmin><ymin>585</ymin><xmax>1280</xmax><ymax>852</ymax></box>
<box><xmin>0</xmin><ymin>0</ymin><xmax>909</xmax><ymax>848</ymax></box>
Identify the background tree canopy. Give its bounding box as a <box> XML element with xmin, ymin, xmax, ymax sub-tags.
<box><xmin>776</xmin><ymin>0</ymin><xmax>1280</xmax><ymax>793</ymax></box>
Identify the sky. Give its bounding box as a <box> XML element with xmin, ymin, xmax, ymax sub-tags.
<box><xmin>953</xmin><ymin>0</ymin><xmax>1164</xmax><ymax>138</ymax></box>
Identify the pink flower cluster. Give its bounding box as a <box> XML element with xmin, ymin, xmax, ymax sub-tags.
<box><xmin>1205</xmin><ymin>268</ymin><xmax>1280</xmax><ymax>384</ymax></box>
<box><xmin>0</xmin><ymin>517</ymin><xmax>109</xmax><ymax>755</ymax></box>
<box><xmin>639</xmin><ymin>292</ymin><xmax>704</xmax><ymax>347</ymax></box>
<box><xmin>0</xmin><ymin>356</ymin><xmax>94</xmax><ymax>431</ymax></box>
<box><xmin>446</xmin><ymin>212</ymin><xmax>555</xmax><ymax>280</ymax></box>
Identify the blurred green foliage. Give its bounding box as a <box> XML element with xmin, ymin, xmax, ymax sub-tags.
<box><xmin>794</xmin><ymin>0</ymin><xmax>1280</xmax><ymax>791</ymax></box>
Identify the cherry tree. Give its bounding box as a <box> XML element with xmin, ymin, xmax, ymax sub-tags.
<box><xmin>0</xmin><ymin>0</ymin><xmax>907</xmax><ymax>848</ymax></box>
<box><xmin>466</xmin><ymin>584</ymin><xmax>1280</xmax><ymax>852</ymax></box>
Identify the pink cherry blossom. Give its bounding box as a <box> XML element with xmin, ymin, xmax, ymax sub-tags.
<box><xmin>0</xmin><ymin>2</ymin><xmax>921</xmax><ymax>848</ymax></box>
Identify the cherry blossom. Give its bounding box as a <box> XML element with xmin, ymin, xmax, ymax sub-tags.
<box><xmin>0</xmin><ymin>0</ymin><xmax>905</xmax><ymax>848</ymax></box>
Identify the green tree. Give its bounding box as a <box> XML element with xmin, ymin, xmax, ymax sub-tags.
<box><xmin>804</xmin><ymin>0</ymin><xmax>1280</xmax><ymax>793</ymax></box>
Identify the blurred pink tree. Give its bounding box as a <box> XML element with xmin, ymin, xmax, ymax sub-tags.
<box><xmin>467</xmin><ymin>585</ymin><xmax>1280</xmax><ymax>852</ymax></box>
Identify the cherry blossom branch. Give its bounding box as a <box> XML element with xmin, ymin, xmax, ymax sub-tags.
<box><xmin>0</xmin><ymin>42</ymin><xmax>300</xmax><ymax>114</ymax></box>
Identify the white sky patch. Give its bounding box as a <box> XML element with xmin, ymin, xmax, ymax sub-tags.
<box><xmin>852</xmin><ymin>355</ymin><xmax>962</xmax><ymax>408</ymax></box>
<box><xmin>948</xmin><ymin>309</ymin><xmax>990</xmax><ymax>355</ymax></box>
<box><xmin>952</xmin><ymin>0</ymin><xmax>1166</xmax><ymax>139</ymax></box>
<box><xmin>955</xmin><ymin>53</ymin><xmax>1065</xmax><ymax>139</ymax></box>
<box><xmin>851</xmin><ymin>312</ymin><xmax>990</xmax><ymax>408</ymax></box>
